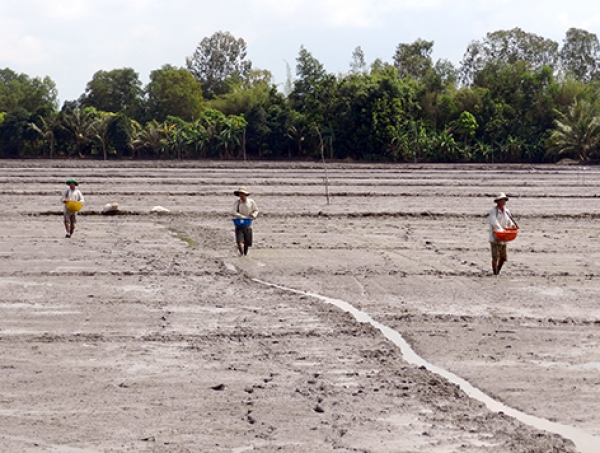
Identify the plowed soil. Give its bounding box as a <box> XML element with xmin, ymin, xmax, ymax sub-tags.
<box><xmin>1</xmin><ymin>160</ymin><xmax>599</xmax><ymax>453</ymax></box>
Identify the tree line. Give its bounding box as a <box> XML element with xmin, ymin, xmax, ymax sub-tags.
<box><xmin>2</xmin><ymin>27</ymin><xmax>600</xmax><ymax>163</ymax></box>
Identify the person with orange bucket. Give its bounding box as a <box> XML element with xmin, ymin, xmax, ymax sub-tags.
<box><xmin>489</xmin><ymin>192</ymin><xmax>518</xmax><ymax>275</ymax></box>
<box><xmin>61</xmin><ymin>178</ymin><xmax>85</xmax><ymax>238</ymax></box>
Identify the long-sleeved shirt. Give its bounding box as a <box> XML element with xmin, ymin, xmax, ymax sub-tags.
<box><xmin>61</xmin><ymin>188</ymin><xmax>84</xmax><ymax>212</ymax></box>
<box><xmin>488</xmin><ymin>206</ymin><xmax>514</xmax><ymax>243</ymax></box>
<box><xmin>233</xmin><ymin>198</ymin><xmax>258</xmax><ymax>221</ymax></box>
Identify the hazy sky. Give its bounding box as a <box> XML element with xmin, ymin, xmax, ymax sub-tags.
<box><xmin>2</xmin><ymin>0</ymin><xmax>600</xmax><ymax>104</ymax></box>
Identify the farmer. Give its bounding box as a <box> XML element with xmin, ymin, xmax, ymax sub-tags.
<box><xmin>233</xmin><ymin>186</ymin><xmax>258</xmax><ymax>256</ymax></box>
<box><xmin>61</xmin><ymin>178</ymin><xmax>84</xmax><ymax>238</ymax></box>
<box><xmin>488</xmin><ymin>192</ymin><xmax>516</xmax><ymax>275</ymax></box>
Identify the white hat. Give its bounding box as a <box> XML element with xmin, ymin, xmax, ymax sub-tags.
<box><xmin>494</xmin><ymin>192</ymin><xmax>509</xmax><ymax>202</ymax></box>
<box><xmin>234</xmin><ymin>186</ymin><xmax>250</xmax><ymax>196</ymax></box>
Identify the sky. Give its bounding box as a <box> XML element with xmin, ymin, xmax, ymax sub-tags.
<box><xmin>2</xmin><ymin>0</ymin><xmax>600</xmax><ymax>104</ymax></box>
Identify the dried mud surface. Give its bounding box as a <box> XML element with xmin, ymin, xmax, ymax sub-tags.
<box><xmin>1</xmin><ymin>160</ymin><xmax>599</xmax><ymax>453</ymax></box>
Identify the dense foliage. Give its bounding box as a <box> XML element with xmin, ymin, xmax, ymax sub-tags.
<box><xmin>2</xmin><ymin>27</ymin><xmax>600</xmax><ymax>162</ymax></box>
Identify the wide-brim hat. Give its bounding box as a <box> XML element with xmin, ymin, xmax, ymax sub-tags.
<box><xmin>66</xmin><ymin>178</ymin><xmax>79</xmax><ymax>186</ymax></box>
<box><xmin>234</xmin><ymin>186</ymin><xmax>250</xmax><ymax>196</ymax></box>
<box><xmin>494</xmin><ymin>192</ymin><xmax>508</xmax><ymax>202</ymax></box>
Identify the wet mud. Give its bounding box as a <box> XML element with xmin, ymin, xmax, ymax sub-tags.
<box><xmin>1</xmin><ymin>160</ymin><xmax>598</xmax><ymax>452</ymax></box>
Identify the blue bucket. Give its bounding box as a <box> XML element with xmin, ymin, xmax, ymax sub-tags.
<box><xmin>233</xmin><ymin>218</ymin><xmax>253</xmax><ymax>228</ymax></box>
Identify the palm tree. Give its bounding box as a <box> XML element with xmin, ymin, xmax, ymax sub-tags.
<box><xmin>547</xmin><ymin>99</ymin><xmax>600</xmax><ymax>162</ymax></box>
<box><xmin>171</xmin><ymin>126</ymin><xmax>187</xmax><ymax>160</ymax></box>
<box><xmin>390</xmin><ymin>130</ymin><xmax>411</xmax><ymax>161</ymax></box>
<box><xmin>473</xmin><ymin>140</ymin><xmax>494</xmax><ymax>163</ymax></box>
<box><xmin>132</xmin><ymin>120</ymin><xmax>169</xmax><ymax>158</ymax></box>
<box><xmin>198</xmin><ymin>109</ymin><xmax>226</xmax><ymax>158</ymax></box>
<box><xmin>286</xmin><ymin>111</ymin><xmax>308</xmax><ymax>158</ymax></box>
<box><xmin>216</xmin><ymin>115</ymin><xmax>246</xmax><ymax>159</ymax></box>
<box><xmin>126</xmin><ymin>119</ymin><xmax>142</xmax><ymax>159</ymax></box>
<box><xmin>90</xmin><ymin>113</ymin><xmax>116</xmax><ymax>160</ymax></box>
<box><xmin>431</xmin><ymin>129</ymin><xmax>460</xmax><ymax>162</ymax></box>
<box><xmin>60</xmin><ymin>107</ymin><xmax>97</xmax><ymax>158</ymax></box>
<box><xmin>409</xmin><ymin>120</ymin><xmax>429</xmax><ymax>163</ymax></box>
<box><xmin>159</xmin><ymin>122</ymin><xmax>177</xmax><ymax>159</ymax></box>
<box><xmin>187</xmin><ymin>121</ymin><xmax>208</xmax><ymax>158</ymax></box>
<box><xmin>501</xmin><ymin>136</ymin><xmax>525</xmax><ymax>162</ymax></box>
<box><xmin>321</xmin><ymin>123</ymin><xmax>335</xmax><ymax>159</ymax></box>
<box><xmin>29</xmin><ymin>113</ymin><xmax>59</xmax><ymax>159</ymax></box>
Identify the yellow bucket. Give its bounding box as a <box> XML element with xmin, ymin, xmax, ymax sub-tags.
<box><xmin>66</xmin><ymin>200</ymin><xmax>84</xmax><ymax>212</ymax></box>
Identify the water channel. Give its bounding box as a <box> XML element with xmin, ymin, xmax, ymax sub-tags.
<box><xmin>252</xmin><ymin>278</ymin><xmax>599</xmax><ymax>453</ymax></box>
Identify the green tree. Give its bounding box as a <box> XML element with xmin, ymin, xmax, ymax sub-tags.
<box><xmin>349</xmin><ymin>46</ymin><xmax>367</xmax><ymax>75</ymax></box>
<box><xmin>28</xmin><ymin>111</ymin><xmax>60</xmax><ymax>158</ymax></box>
<box><xmin>455</xmin><ymin>111</ymin><xmax>478</xmax><ymax>146</ymax></box>
<box><xmin>428</xmin><ymin>129</ymin><xmax>461</xmax><ymax>162</ymax></box>
<box><xmin>80</xmin><ymin>68</ymin><xmax>143</xmax><ymax>119</ymax></box>
<box><xmin>551</xmin><ymin>77</ymin><xmax>593</xmax><ymax>110</ymax></box>
<box><xmin>90</xmin><ymin>112</ymin><xmax>117</xmax><ymax>160</ymax></box>
<box><xmin>59</xmin><ymin>106</ymin><xmax>98</xmax><ymax>158</ymax></box>
<box><xmin>186</xmin><ymin>31</ymin><xmax>253</xmax><ymax>99</ymax></box>
<box><xmin>0</xmin><ymin>108</ymin><xmax>31</xmax><ymax>157</ymax></box>
<box><xmin>132</xmin><ymin>120</ymin><xmax>175</xmax><ymax>159</ymax></box>
<box><xmin>407</xmin><ymin>119</ymin><xmax>430</xmax><ymax>163</ymax></box>
<box><xmin>206</xmin><ymin>69</ymin><xmax>273</xmax><ymax>116</ymax></box>
<box><xmin>460</xmin><ymin>28</ymin><xmax>559</xmax><ymax>85</ymax></box>
<box><xmin>422</xmin><ymin>59</ymin><xmax>457</xmax><ymax>93</ymax></box>
<box><xmin>469</xmin><ymin>61</ymin><xmax>555</xmax><ymax>159</ymax></box>
<box><xmin>132</xmin><ymin>120</ymin><xmax>161</xmax><ymax>158</ymax></box>
<box><xmin>146</xmin><ymin>65</ymin><xmax>204</xmax><ymax>122</ymax></box>
<box><xmin>333</xmin><ymin>67</ymin><xmax>419</xmax><ymax>161</ymax></box>
<box><xmin>559</xmin><ymin>28</ymin><xmax>600</xmax><ymax>83</ymax></box>
<box><xmin>289</xmin><ymin>46</ymin><xmax>337</xmax><ymax>155</ymax></box>
<box><xmin>393</xmin><ymin>38</ymin><xmax>434</xmax><ymax>80</ymax></box>
<box><xmin>547</xmin><ymin>99</ymin><xmax>600</xmax><ymax>161</ymax></box>
<box><xmin>197</xmin><ymin>109</ymin><xmax>225</xmax><ymax>157</ymax></box>
<box><xmin>0</xmin><ymin>68</ymin><xmax>58</xmax><ymax>114</ymax></box>
<box><xmin>158</xmin><ymin>122</ymin><xmax>177</xmax><ymax>159</ymax></box>
<box><xmin>286</xmin><ymin>111</ymin><xmax>310</xmax><ymax>158</ymax></box>
<box><xmin>108</xmin><ymin>113</ymin><xmax>138</xmax><ymax>158</ymax></box>
<box><xmin>501</xmin><ymin>135</ymin><xmax>526</xmax><ymax>162</ymax></box>
<box><xmin>243</xmin><ymin>89</ymin><xmax>295</xmax><ymax>159</ymax></box>
<box><xmin>472</xmin><ymin>140</ymin><xmax>495</xmax><ymax>162</ymax></box>
<box><xmin>216</xmin><ymin>115</ymin><xmax>247</xmax><ymax>159</ymax></box>
<box><xmin>165</xmin><ymin>118</ymin><xmax>188</xmax><ymax>160</ymax></box>
<box><xmin>183</xmin><ymin>120</ymin><xmax>209</xmax><ymax>159</ymax></box>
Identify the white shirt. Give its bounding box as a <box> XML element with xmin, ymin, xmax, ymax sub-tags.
<box><xmin>488</xmin><ymin>206</ymin><xmax>514</xmax><ymax>243</ymax></box>
<box><xmin>233</xmin><ymin>198</ymin><xmax>258</xmax><ymax>219</ymax></box>
<box><xmin>61</xmin><ymin>188</ymin><xmax>84</xmax><ymax>212</ymax></box>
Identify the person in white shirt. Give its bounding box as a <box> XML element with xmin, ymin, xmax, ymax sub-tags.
<box><xmin>233</xmin><ymin>186</ymin><xmax>258</xmax><ymax>256</ymax></box>
<box><xmin>489</xmin><ymin>192</ymin><xmax>515</xmax><ymax>275</ymax></box>
<box><xmin>61</xmin><ymin>178</ymin><xmax>84</xmax><ymax>238</ymax></box>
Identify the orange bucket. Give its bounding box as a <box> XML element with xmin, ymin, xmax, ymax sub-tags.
<box><xmin>494</xmin><ymin>227</ymin><xmax>519</xmax><ymax>242</ymax></box>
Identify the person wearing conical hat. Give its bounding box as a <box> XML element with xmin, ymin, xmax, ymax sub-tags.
<box><xmin>61</xmin><ymin>178</ymin><xmax>84</xmax><ymax>238</ymax></box>
<box><xmin>489</xmin><ymin>192</ymin><xmax>516</xmax><ymax>275</ymax></box>
<box><xmin>233</xmin><ymin>186</ymin><xmax>258</xmax><ymax>256</ymax></box>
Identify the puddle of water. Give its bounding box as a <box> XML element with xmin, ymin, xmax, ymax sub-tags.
<box><xmin>120</xmin><ymin>284</ymin><xmax>157</xmax><ymax>294</ymax></box>
<box><xmin>0</xmin><ymin>279</ymin><xmax>50</xmax><ymax>288</ymax></box>
<box><xmin>48</xmin><ymin>447</ymin><xmax>101</xmax><ymax>453</ymax></box>
<box><xmin>582</xmin><ymin>362</ymin><xmax>600</xmax><ymax>371</ymax></box>
<box><xmin>534</xmin><ymin>359</ymin><xmax>600</xmax><ymax>372</ymax></box>
<box><xmin>1</xmin><ymin>434</ymin><xmax>102</xmax><ymax>453</ymax></box>
<box><xmin>232</xmin><ymin>446</ymin><xmax>254</xmax><ymax>453</ymax></box>
<box><xmin>252</xmin><ymin>277</ymin><xmax>599</xmax><ymax>453</ymax></box>
<box><xmin>224</xmin><ymin>262</ymin><xmax>237</xmax><ymax>272</ymax></box>
<box><xmin>522</xmin><ymin>286</ymin><xmax>565</xmax><ymax>297</ymax></box>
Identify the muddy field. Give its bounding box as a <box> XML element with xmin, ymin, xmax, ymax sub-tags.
<box><xmin>1</xmin><ymin>160</ymin><xmax>599</xmax><ymax>453</ymax></box>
